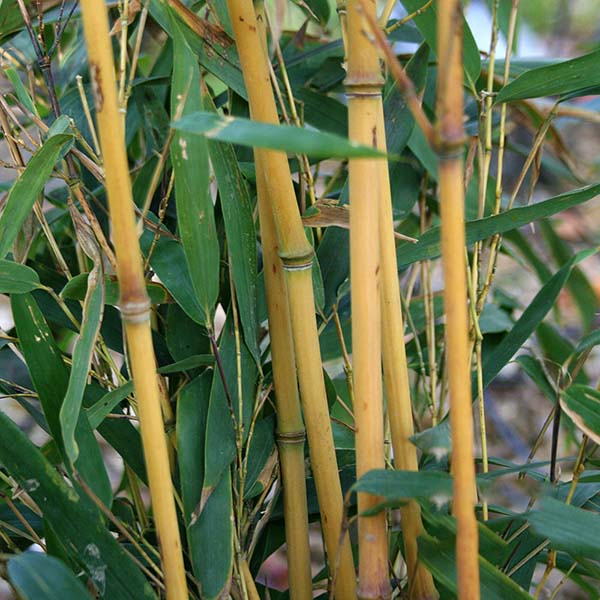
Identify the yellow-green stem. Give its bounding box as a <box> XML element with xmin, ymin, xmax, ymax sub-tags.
<box><xmin>78</xmin><ymin>2</ymin><xmax>187</xmax><ymax>598</ymax></box>
<box><xmin>255</xmin><ymin>155</ymin><xmax>313</xmax><ymax>599</ymax></box>
<box><xmin>436</xmin><ymin>2</ymin><xmax>480</xmax><ymax>598</ymax></box>
<box><xmin>226</xmin><ymin>0</ymin><xmax>356</xmax><ymax>595</ymax></box>
<box><xmin>346</xmin><ymin>0</ymin><xmax>389</xmax><ymax>596</ymax></box>
<box><xmin>376</xmin><ymin>104</ymin><xmax>438</xmax><ymax>600</ymax></box>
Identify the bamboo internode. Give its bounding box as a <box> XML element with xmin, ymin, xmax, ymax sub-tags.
<box><xmin>78</xmin><ymin>2</ymin><xmax>188</xmax><ymax>598</ymax></box>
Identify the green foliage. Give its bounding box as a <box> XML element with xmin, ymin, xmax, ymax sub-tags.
<box><xmin>0</xmin><ymin>2</ymin><xmax>598</xmax><ymax>598</ymax></box>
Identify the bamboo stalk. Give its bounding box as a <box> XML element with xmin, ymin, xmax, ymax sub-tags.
<box><xmin>253</xmin><ymin>9</ymin><xmax>312</xmax><ymax>596</ymax></box>
<box><xmin>376</xmin><ymin>104</ymin><xmax>438</xmax><ymax>600</ymax></box>
<box><xmin>255</xmin><ymin>153</ymin><xmax>313</xmax><ymax>599</ymax></box>
<box><xmin>345</xmin><ymin>0</ymin><xmax>389</xmax><ymax>597</ymax></box>
<box><xmin>78</xmin><ymin>3</ymin><xmax>187</xmax><ymax>599</ymax></box>
<box><xmin>225</xmin><ymin>0</ymin><xmax>357</xmax><ymax>595</ymax></box>
<box><xmin>338</xmin><ymin>4</ymin><xmax>436</xmax><ymax>595</ymax></box>
<box><xmin>435</xmin><ymin>2</ymin><xmax>480</xmax><ymax>599</ymax></box>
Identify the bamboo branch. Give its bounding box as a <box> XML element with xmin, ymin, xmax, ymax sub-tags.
<box><xmin>78</xmin><ymin>2</ymin><xmax>187</xmax><ymax>598</ymax></box>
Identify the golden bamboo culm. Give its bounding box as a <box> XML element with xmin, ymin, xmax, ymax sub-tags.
<box><xmin>342</xmin><ymin>0</ymin><xmax>437</xmax><ymax>596</ymax></box>
<box><xmin>226</xmin><ymin>0</ymin><xmax>357</xmax><ymax>596</ymax></box>
<box><xmin>436</xmin><ymin>2</ymin><xmax>481</xmax><ymax>598</ymax></box>
<box><xmin>254</xmin><ymin>151</ymin><xmax>313</xmax><ymax>599</ymax></box>
<box><xmin>78</xmin><ymin>1</ymin><xmax>188</xmax><ymax>599</ymax></box>
<box><xmin>345</xmin><ymin>0</ymin><xmax>390</xmax><ymax>597</ymax></box>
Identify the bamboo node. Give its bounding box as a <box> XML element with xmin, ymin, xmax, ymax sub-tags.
<box><xmin>344</xmin><ymin>75</ymin><xmax>384</xmax><ymax>97</ymax></box>
<box><xmin>434</xmin><ymin>138</ymin><xmax>467</xmax><ymax>161</ymax></box>
<box><xmin>279</xmin><ymin>248</ymin><xmax>314</xmax><ymax>271</ymax></box>
<box><xmin>119</xmin><ymin>298</ymin><xmax>151</xmax><ymax>323</ymax></box>
<box><xmin>276</xmin><ymin>430</ymin><xmax>306</xmax><ymax>445</ymax></box>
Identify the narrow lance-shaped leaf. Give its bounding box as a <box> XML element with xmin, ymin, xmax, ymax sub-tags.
<box><xmin>140</xmin><ymin>227</ymin><xmax>205</xmax><ymax>324</ymax></box>
<box><xmin>539</xmin><ymin>219</ymin><xmax>597</xmax><ymax>332</ymax></box>
<box><xmin>400</xmin><ymin>0</ymin><xmax>481</xmax><ymax>82</ymax></box>
<box><xmin>173</xmin><ymin>111</ymin><xmax>390</xmax><ymax>159</ymax></box>
<box><xmin>0</xmin><ymin>133</ymin><xmax>73</xmax><ymax>258</ymax></box>
<box><xmin>526</xmin><ymin>496</ymin><xmax>600</xmax><ymax>558</ymax></box>
<box><xmin>396</xmin><ymin>183</ymin><xmax>600</xmax><ymax>269</ymax></box>
<box><xmin>204</xmin><ymin>94</ymin><xmax>260</xmax><ymax>363</ymax></box>
<box><xmin>178</xmin><ymin>374</ymin><xmax>234</xmax><ymax>600</ymax></box>
<box><xmin>170</xmin><ymin>12</ymin><xmax>219</xmax><ymax>326</ymax></box>
<box><xmin>561</xmin><ymin>385</ymin><xmax>600</xmax><ymax>446</ymax></box>
<box><xmin>0</xmin><ymin>260</ymin><xmax>41</xmax><ymax>293</ymax></box>
<box><xmin>60</xmin><ymin>259</ymin><xmax>105</xmax><ymax>463</ymax></box>
<box><xmin>8</xmin><ymin>553</ymin><xmax>91</xmax><ymax>599</ymax></box>
<box><xmin>418</xmin><ymin>536</ymin><xmax>531</xmax><ymax>600</ymax></box>
<box><xmin>495</xmin><ymin>49</ymin><xmax>600</xmax><ymax>103</ymax></box>
<box><xmin>202</xmin><ymin>315</ymin><xmax>257</xmax><ymax>504</ymax></box>
<box><xmin>11</xmin><ymin>293</ymin><xmax>112</xmax><ymax>507</ymax></box>
<box><xmin>0</xmin><ymin>411</ymin><xmax>155</xmax><ymax>599</ymax></box>
<box><xmin>481</xmin><ymin>248</ymin><xmax>596</xmax><ymax>389</ymax></box>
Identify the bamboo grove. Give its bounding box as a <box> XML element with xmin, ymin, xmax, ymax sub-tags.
<box><xmin>0</xmin><ymin>0</ymin><xmax>600</xmax><ymax>599</ymax></box>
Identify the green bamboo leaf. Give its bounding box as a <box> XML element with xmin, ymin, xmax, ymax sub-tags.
<box><xmin>0</xmin><ymin>259</ymin><xmax>41</xmax><ymax>293</ymax></box>
<box><xmin>170</xmin><ymin>14</ymin><xmax>220</xmax><ymax>326</ymax></box>
<box><xmin>353</xmin><ymin>469</ymin><xmax>453</xmax><ymax>500</ymax></box>
<box><xmin>172</xmin><ymin>111</ymin><xmax>390</xmax><ymax>159</ymax></box>
<box><xmin>481</xmin><ymin>248</ymin><xmax>596</xmax><ymax>389</ymax></box>
<box><xmin>573</xmin><ymin>329</ymin><xmax>600</xmax><ymax>356</ymax></box>
<box><xmin>204</xmin><ymin>95</ymin><xmax>260</xmax><ymax>363</ymax></box>
<box><xmin>0</xmin><ymin>0</ymin><xmax>25</xmax><ymax>43</ymax></box>
<box><xmin>244</xmin><ymin>416</ymin><xmax>276</xmax><ymax>499</ymax></box>
<box><xmin>8</xmin><ymin>552</ymin><xmax>91</xmax><ymax>599</ymax></box>
<box><xmin>0</xmin><ymin>134</ymin><xmax>72</xmax><ymax>259</ymax></box>
<box><xmin>149</xmin><ymin>0</ymin><xmax>246</xmax><ymax>97</ymax></box>
<box><xmin>496</xmin><ymin>49</ymin><xmax>600</xmax><ymax>103</ymax></box>
<box><xmin>11</xmin><ymin>293</ymin><xmax>112</xmax><ymax>507</ymax></box>
<box><xmin>61</xmin><ymin>273</ymin><xmax>168</xmax><ymax>306</ymax></box>
<box><xmin>410</xmin><ymin>420</ymin><xmax>451</xmax><ymax>459</ymax></box>
<box><xmin>60</xmin><ymin>267</ymin><xmax>105</xmax><ymax>463</ymax></box>
<box><xmin>140</xmin><ymin>231</ymin><xmax>204</xmax><ymax>324</ymax></box>
<box><xmin>178</xmin><ymin>374</ymin><xmax>234</xmax><ymax>600</ymax></box>
<box><xmin>396</xmin><ymin>183</ymin><xmax>600</xmax><ymax>269</ymax></box>
<box><xmin>0</xmin><ymin>411</ymin><xmax>155</xmax><ymax>599</ymax></box>
<box><xmin>418</xmin><ymin>535</ymin><xmax>532</xmax><ymax>599</ymax></box>
<box><xmin>561</xmin><ymin>385</ymin><xmax>600</xmax><ymax>446</ymax></box>
<box><xmin>294</xmin><ymin>0</ymin><xmax>330</xmax><ymax>25</ymax></box>
<box><xmin>202</xmin><ymin>316</ymin><xmax>257</xmax><ymax>503</ymax></box>
<box><xmin>527</xmin><ymin>496</ymin><xmax>600</xmax><ymax>558</ymax></box>
<box><xmin>87</xmin><ymin>382</ymin><xmax>134</xmax><ymax>430</ymax></box>
<box><xmin>157</xmin><ymin>354</ymin><xmax>214</xmax><ymax>374</ymax></box>
<box><xmin>5</xmin><ymin>67</ymin><xmax>38</xmax><ymax>117</ymax></box>
<box><xmin>400</xmin><ymin>0</ymin><xmax>481</xmax><ymax>83</ymax></box>
<box><xmin>515</xmin><ymin>355</ymin><xmax>556</xmax><ymax>401</ymax></box>
<box><xmin>539</xmin><ymin>219</ymin><xmax>597</xmax><ymax>332</ymax></box>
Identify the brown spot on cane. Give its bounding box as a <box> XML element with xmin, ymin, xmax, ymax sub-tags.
<box><xmin>90</xmin><ymin>62</ymin><xmax>103</xmax><ymax>112</ymax></box>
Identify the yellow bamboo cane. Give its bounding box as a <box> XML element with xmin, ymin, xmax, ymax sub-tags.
<box><xmin>345</xmin><ymin>0</ymin><xmax>437</xmax><ymax>595</ymax></box>
<box><xmin>436</xmin><ymin>2</ymin><xmax>480</xmax><ymax>598</ymax></box>
<box><xmin>78</xmin><ymin>3</ymin><xmax>187</xmax><ymax>599</ymax></box>
<box><xmin>345</xmin><ymin>0</ymin><xmax>390</xmax><ymax>597</ymax></box>
<box><xmin>226</xmin><ymin>0</ymin><xmax>357</xmax><ymax>595</ymax></box>
<box><xmin>255</xmin><ymin>154</ymin><xmax>313</xmax><ymax>599</ymax></box>
<box><xmin>376</xmin><ymin>106</ymin><xmax>438</xmax><ymax>600</ymax></box>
